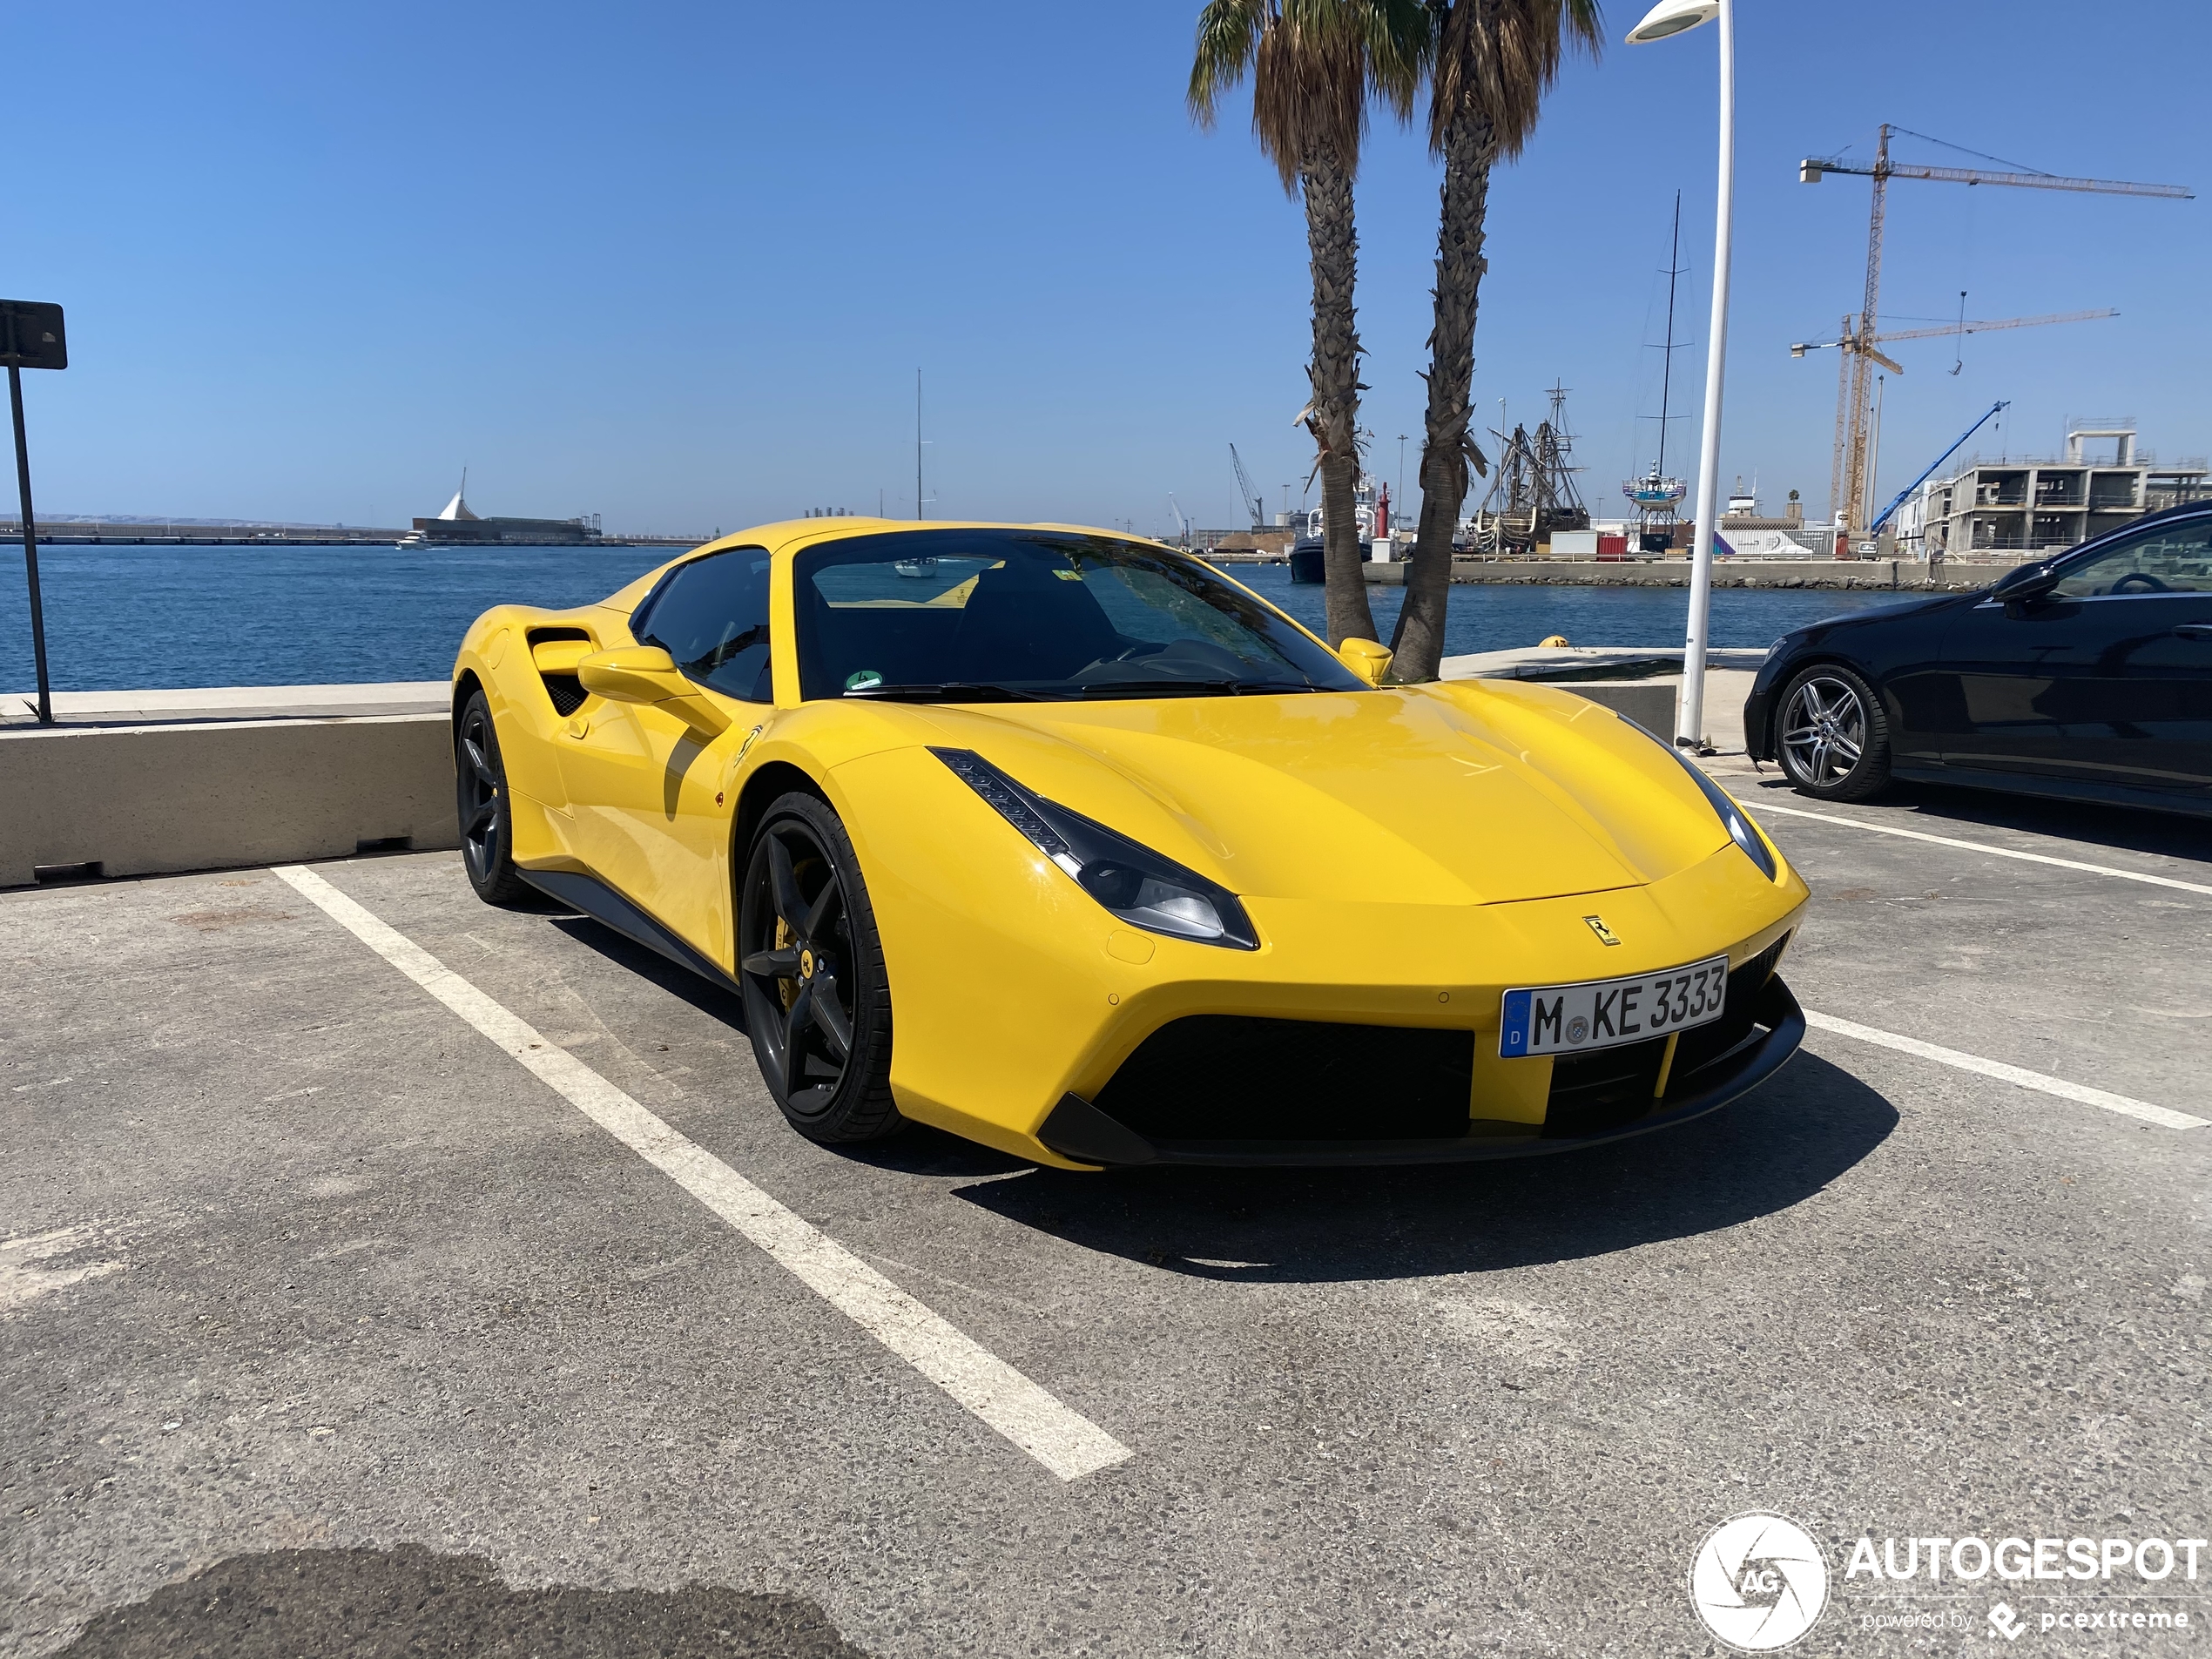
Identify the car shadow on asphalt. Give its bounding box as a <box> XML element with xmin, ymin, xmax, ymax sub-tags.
<box><xmin>951</xmin><ymin>1054</ymin><xmax>1895</xmax><ymax>1281</ymax></box>
<box><xmin>1743</xmin><ymin>772</ymin><xmax>2212</xmax><ymax>867</ymax></box>
<box><xmin>53</xmin><ymin>1544</ymin><xmax>873</xmax><ymax>1659</ymax></box>
<box><xmin>548</xmin><ymin>914</ymin><xmax>749</xmax><ymax>1029</ymax></box>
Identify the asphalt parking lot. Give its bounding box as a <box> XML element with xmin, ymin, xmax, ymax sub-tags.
<box><xmin>4</xmin><ymin>767</ymin><xmax>2209</xmax><ymax>1657</ymax></box>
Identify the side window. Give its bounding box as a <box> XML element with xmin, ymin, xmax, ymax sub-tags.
<box><xmin>634</xmin><ymin>549</ymin><xmax>774</xmax><ymax>701</ymax></box>
<box><xmin>2054</xmin><ymin>520</ymin><xmax>2212</xmax><ymax>597</ymax></box>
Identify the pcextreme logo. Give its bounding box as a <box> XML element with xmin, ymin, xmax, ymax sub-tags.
<box><xmin>1689</xmin><ymin>1517</ymin><xmax>2209</xmax><ymax>1648</ymax></box>
<box><xmin>1689</xmin><ymin>1513</ymin><xmax>1830</xmax><ymax>1651</ymax></box>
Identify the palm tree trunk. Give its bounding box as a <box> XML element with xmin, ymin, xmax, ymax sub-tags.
<box><xmin>1300</xmin><ymin>140</ymin><xmax>1379</xmax><ymax>649</ymax></box>
<box><xmin>1391</xmin><ymin>111</ymin><xmax>1497</xmax><ymax>680</ymax></box>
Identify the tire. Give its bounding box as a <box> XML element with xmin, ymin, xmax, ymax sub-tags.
<box><xmin>455</xmin><ymin>691</ymin><xmax>530</xmax><ymax>905</ymax></box>
<box><xmin>1775</xmin><ymin>664</ymin><xmax>1892</xmax><ymax>802</ymax></box>
<box><xmin>736</xmin><ymin>792</ymin><xmax>902</xmax><ymax>1143</ymax></box>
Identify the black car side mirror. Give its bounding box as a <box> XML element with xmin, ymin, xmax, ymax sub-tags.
<box><xmin>1993</xmin><ymin>563</ymin><xmax>2061</xmax><ymax>607</ymax></box>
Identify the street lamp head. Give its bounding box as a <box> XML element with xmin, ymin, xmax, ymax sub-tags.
<box><xmin>1625</xmin><ymin>0</ymin><xmax>1718</xmax><ymax>43</ymax></box>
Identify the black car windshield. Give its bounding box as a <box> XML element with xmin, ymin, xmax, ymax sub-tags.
<box><xmin>792</xmin><ymin>529</ymin><xmax>1366</xmax><ymax>701</ymax></box>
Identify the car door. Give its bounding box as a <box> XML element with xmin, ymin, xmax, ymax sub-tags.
<box><xmin>1929</xmin><ymin>586</ymin><xmax>2080</xmax><ymax>778</ymax></box>
<box><xmin>1935</xmin><ymin>516</ymin><xmax>2212</xmax><ymax>792</ymax></box>
<box><xmin>556</xmin><ymin>548</ymin><xmax>775</xmax><ymax>957</ymax></box>
<box><xmin>2033</xmin><ymin>516</ymin><xmax>2212</xmax><ymax>793</ymax></box>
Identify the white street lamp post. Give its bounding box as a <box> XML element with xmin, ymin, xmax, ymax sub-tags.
<box><xmin>1628</xmin><ymin>0</ymin><xmax>1731</xmax><ymax>751</ymax></box>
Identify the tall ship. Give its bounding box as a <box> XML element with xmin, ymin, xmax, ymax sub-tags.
<box><xmin>1470</xmin><ymin>381</ymin><xmax>1588</xmax><ymax>556</ymax></box>
<box><xmin>398</xmin><ymin>475</ymin><xmax>601</xmax><ymax>548</ymax></box>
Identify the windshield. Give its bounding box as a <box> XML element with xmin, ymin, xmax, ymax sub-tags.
<box><xmin>792</xmin><ymin>529</ymin><xmax>1366</xmax><ymax>701</ymax></box>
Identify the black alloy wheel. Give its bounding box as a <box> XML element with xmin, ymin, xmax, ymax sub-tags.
<box><xmin>456</xmin><ymin>691</ymin><xmax>529</xmax><ymax>904</ymax></box>
<box><xmin>1776</xmin><ymin>664</ymin><xmax>1892</xmax><ymax>802</ymax></box>
<box><xmin>737</xmin><ymin>792</ymin><xmax>900</xmax><ymax>1143</ymax></box>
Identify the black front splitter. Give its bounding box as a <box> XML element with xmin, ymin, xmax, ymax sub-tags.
<box><xmin>1039</xmin><ymin>978</ymin><xmax>1806</xmax><ymax>1169</ymax></box>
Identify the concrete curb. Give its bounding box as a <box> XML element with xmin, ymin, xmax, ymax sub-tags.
<box><xmin>1364</xmin><ymin>557</ymin><xmax>2005</xmax><ymax>591</ymax></box>
<box><xmin>1</xmin><ymin>713</ymin><xmax>459</xmax><ymax>888</ymax></box>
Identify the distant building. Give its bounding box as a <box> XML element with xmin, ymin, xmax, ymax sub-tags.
<box><xmin>1895</xmin><ymin>421</ymin><xmax>2209</xmax><ymax>558</ymax></box>
<box><xmin>399</xmin><ymin>481</ymin><xmax>599</xmax><ymax>548</ymax></box>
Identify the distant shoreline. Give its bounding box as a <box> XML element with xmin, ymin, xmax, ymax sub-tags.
<box><xmin>0</xmin><ymin>528</ymin><xmax>703</xmax><ymax>549</ymax></box>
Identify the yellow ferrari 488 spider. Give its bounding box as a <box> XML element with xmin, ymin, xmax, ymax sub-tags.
<box><xmin>451</xmin><ymin>520</ymin><xmax>1808</xmax><ymax>1168</ymax></box>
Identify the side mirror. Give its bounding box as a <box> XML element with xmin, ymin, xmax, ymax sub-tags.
<box><xmin>577</xmin><ymin>646</ymin><xmax>732</xmax><ymax>738</ymax></box>
<box><xmin>1993</xmin><ymin>563</ymin><xmax>2060</xmax><ymax>606</ymax></box>
<box><xmin>1337</xmin><ymin>637</ymin><xmax>1393</xmax><ymax>687</ymax></box>
<box><xmin>578</xmin><ymin>644</ymin><xmax>687</xmax><ymax>704</ymax></box>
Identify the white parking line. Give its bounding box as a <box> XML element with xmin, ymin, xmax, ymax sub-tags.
<box><xmin>1803</xmin><ymin>1008</ymin><xmax>2209</xmax><ymax>1130</ymax></box>
<box><xmin>271</xmin><ymin>863</ymin><xmax>1132</xmax><ymax>1483</ymax></box>
<box><xmin>1755</xmin><ymin>801</ymin><xmax>2212</xmax><ymax>898</ymax></box>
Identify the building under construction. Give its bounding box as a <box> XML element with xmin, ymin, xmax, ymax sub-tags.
<box><xmin>1893</xmin><ymin>420</ymin><xmax>2209</xmax><ymax>556</ymax></box>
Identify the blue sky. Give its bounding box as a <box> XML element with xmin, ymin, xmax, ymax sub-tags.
<box><xmin>6</xmin><ymin>1</ymin><xmax>2207</xmax><ymax>536</ymax></box>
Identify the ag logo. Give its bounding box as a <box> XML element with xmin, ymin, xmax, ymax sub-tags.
<box><xmin>1689</xmin><ymin>1513</ymin><xmax>1828</xmax><ymax>1651</ymax></box>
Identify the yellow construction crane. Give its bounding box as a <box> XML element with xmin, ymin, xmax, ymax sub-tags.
<box><xmin>1791</xmin><ymin>308</ymin><xmax>2118</xmax><ymax>366</ymax></box>
<box><xmin>1799</xmin><ymin>124</ymin><xmax>2191</xmax><ymax>543</ymax></box>
<box><xmin>1791</xmin><ymin>310</ymin><xmax>2118</xmax><ymax>516</ymax></box>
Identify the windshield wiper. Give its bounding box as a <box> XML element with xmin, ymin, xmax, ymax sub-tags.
<box><xmin>1060</xmin><ymin>678</ymin><xmax>1324</xmax><ymax>698</ymax></box>
<box><xmin>843</xmin><ymin>681</ymin><xmax>1046</xmax><ymax>702</ymax></box>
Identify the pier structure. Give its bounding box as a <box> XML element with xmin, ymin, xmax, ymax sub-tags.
<box><xmin>0</xmin><ymin>518</ymin><xmax>704</xmax><ymax>548</ymax></box>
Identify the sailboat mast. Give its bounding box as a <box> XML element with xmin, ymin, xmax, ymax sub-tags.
<box><xmin>1658</xmin><ymin>192</ymin><xmax>1681</xmax><ymax>477</ymax></box>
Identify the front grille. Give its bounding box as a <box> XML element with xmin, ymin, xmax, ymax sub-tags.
<box><xmin>1542</xmin><ymin>934</ymin><xmax>1790</xmax><ymax>1136</ymax></box>
<box><xmin>1669</xmin><ymin>935</ymin><xmax>1788</xmax><ymax>1082</ymax></box>
<box><xmin>1096</xmin><ymin>1015</ymin><xmax>1475</xmax><ymax>1143</ymax></box>
<box><xmin>1545</xmin><ymin>1036</ymin><xmax>1671</xmax><ymax>1136</ymax></box>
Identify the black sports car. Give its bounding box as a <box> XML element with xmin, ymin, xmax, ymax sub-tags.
<box><xmin>1746</xmin><ymin>502</ymin><xmax>2212</xmax><ymax>814</ymax></box>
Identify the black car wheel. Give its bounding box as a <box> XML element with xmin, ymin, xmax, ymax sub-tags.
<box><xmin>1776</xmin><ymin>664</ymin><xmax>1892</xmax><ymax>802</ymax></box>
<box><xmin>456</xmin><ymin>691</ymin><xmax>529</xmax><ymax>904</ymax></box>
<box><xmin>737</xmin><ymin>792</ymin><xmax>901</xmax><ymax>1143</ymax></box>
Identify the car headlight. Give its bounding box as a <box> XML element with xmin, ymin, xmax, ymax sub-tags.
<box><xmin>1637</xmin><ymin>727</ymin><xmax>1779</xmax><ymax>880</ymax></box>
<box><xmin>932</xmin><ymin>747</ymin><xmax>1260</xmax><ymax>949</ymax></box>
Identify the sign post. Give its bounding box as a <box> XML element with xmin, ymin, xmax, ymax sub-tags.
<box><xmin>1</xmin><ymin>300</ymin><xmax>65</xmax><ymax>725</ymax></box>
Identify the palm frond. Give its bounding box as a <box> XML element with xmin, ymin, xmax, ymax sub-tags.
<box><xmin>1429</xmin><ymin>0</ymin><xmax>1605</xmax><ymax>158</ymax></box>
<box><xmin>1189</xmin><ymin>0</ymin><xmax>1271</xmax><ymax>127</ymax></box>
<box><xmin>1191</xmin><ymin>0</ymin><xmax>1434</xmax><ymax>191</ymax></box>
<box><xmin>1357</xmin><ymin>0</ymin><xmax>1436</xmax><ymax>121</ymax></box>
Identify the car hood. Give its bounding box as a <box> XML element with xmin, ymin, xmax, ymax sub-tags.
<box><xmin>1802</xmin><ymin>591</ymin><xmax>1961</xmax><ymax>637</ymax></box>
<box><xmin>897</xmin><ymin>683</ymin><xmax>1738</xmax><ymax>907</ymax></box>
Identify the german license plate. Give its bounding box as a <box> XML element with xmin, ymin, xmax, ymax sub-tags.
<box><xmin>1499</xmin><ymin>955</ymin><xmax>1730</xmax><ymax>1058</ymax></box>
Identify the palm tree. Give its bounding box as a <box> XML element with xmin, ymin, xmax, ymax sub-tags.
<box><xmin>1390</xmin><ymin>0</ymin><xmax>1602</xmax><ymax>681</ymax></box>
<box><xmin>1190</xmin><ymin>0</ymin><xmax>1431</xmax><ymax>650</ymax></box>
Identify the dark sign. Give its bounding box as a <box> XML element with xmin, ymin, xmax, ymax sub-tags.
<box><xmin>0</xmin><ymin>300</ymin><xmax>66</xmax><ymax>371</ymax></box>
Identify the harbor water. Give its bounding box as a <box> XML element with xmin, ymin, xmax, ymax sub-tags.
<box><xmin>0</xmin><ymin>542</ymin><xmax>1921</xmax><ymax>692</ymax></box>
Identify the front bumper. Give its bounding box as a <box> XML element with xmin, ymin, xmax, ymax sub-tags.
<box><xmin>1037</xmin><ymin>974</ymin><xmax>1804</xmax><ymax>1167</ymax></box>
<box><xmin>1743</xmin><ymin>675</ymin><xmax>1781</xmax><ymax>761</ymax></box>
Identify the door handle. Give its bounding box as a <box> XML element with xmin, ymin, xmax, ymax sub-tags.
<box><xmin>2173</xmin><ymin>623</ymin><xmax>2212</xmax><ymax>640</ymax></box>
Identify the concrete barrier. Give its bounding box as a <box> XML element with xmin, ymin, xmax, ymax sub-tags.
<box><xmin>0</xmin><ymin>662</ymin><xmax>1748</xmax><ymax>889</ymax></box>
<box><xmin>1554</xmin><ymin>682</ymin><xmax>1677</xmax><ymax>734</ymax></box>
<box><xmin>1365</xmin><ymin>556</ymin><xmax>2021</xmax><ymax>591</ymax></box>
<box><xmin>0</xmin><ymin>713</ymin><xmax>457</xmax><ymax>887</ymax></box>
